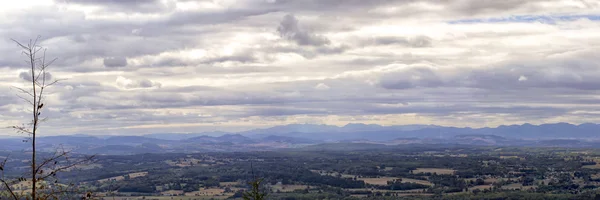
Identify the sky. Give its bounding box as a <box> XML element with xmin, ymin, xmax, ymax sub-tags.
<box><xmin>0</xmin><ymin>0</ymin><xmax>599</xmax><ymax>135</ymax></box>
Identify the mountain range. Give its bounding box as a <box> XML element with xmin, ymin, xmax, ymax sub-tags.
<box><xmin>1</xmin><ymin>122</ymin><xmax>600</xmax><ymax>155</ymax></box>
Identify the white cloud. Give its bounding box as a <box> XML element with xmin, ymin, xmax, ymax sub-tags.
<box><xmin>519</xmin><ymin>75</ymin><xmax>528</xmax><ymax>81</ymax></box>
<box><xmin>116</xmin><ymin>76</ymin><xmax>162</xmax><ymax>89</ymax></box>
<box><xmin>314</xmin><ymin>83</ymin><xmax>330</xmax><ymax>90</ymax></box>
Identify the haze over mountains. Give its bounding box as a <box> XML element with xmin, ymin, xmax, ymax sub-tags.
<box><xmin>146</xmin><ymin>122</ymin><xmax>600</xmax><ymax>140</ymax></box>
<box><xmin>1</xmin><ymin>122</ymin><xmax>599</xmax><ymax>155</ymax></box>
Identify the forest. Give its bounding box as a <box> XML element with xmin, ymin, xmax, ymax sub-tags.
<box><xmin>4</xmin><ymin>144</ymin><xmax>600</xmax><ymax>199</ymax></box>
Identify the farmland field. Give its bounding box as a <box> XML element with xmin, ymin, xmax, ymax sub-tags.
<box><xmin>412</xmin><ymin>168</ymin><xmax>456</xmax><ymax>175</ymax></box>
<box><xmin>4</xmin><ymin>146</ymin><xmax>600</xmax><ymax>199</ymax></box>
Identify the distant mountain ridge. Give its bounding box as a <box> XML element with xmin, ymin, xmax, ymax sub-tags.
<box><xmin>238</xmin><ymin>123</ymin><xmax>439</xmax><ymax>136</ymax></box>
<box><xmin>1</xmin><ymin>122</ymin><xmax>600</xmax><ymax>155</ymax></box>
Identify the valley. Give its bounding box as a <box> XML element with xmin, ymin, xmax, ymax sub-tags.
<box><xmin>4</xmin><ymin>145</ymin><xmax>600</xmax><ymax>199</ymax></box>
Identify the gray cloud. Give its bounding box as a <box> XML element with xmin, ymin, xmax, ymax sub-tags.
<box><xmin>372</xmin><ymin>37</ymin><xmax>408</xmax><ymax>45</ymax></box>
<box><xmin>372</xmin><ymin>35</ymin><xmax>432</xmax><ymax>48</ymax></box>
<box><xmin>449</xmin><ymin>0</ymin><xmax>548</xmax><ymax>15</ymax></box>
<box><xmin>409</xmin><ymin>35</ymin><xmax>433</xmax><ymax>48</ymax></box>
<box><xmin>103</xmin><ymin>57</ymin><xmax>128</xmax><ymax>68</ymax></box>
<box><xmin>259</xmin><ymin>0</ymin><xmax>557</xmax><ymax>19</ymax></box>
<box><xmin>245</xmin><ymin>107</ymin><xmax>326</xmax><ymax>117</ymax></box>
<box><xmin>380</xmin><ymin>67</ymin><xmax>444</xmax><ymax>89</ymax></box>
<box><xmin>264</xmin><ymin>0</ymin><xmax>409</xmax><ymax>13</ymax></box>
<box><xmin>267</xmin><ymin>43</ymin><xmax>349</xmax><ymax>59</ymax></box>
<box><xmin>277</xmin><ymin>14</ymin><xmax>330</xmax><ymax>46</ymax></box>
<box><xmin>165</xmin><ymin>8</ymin><xmax>278</xmax><ymax>27</ymax></box>
<box><xmin>202</xmin><ymin>53</ymin><xmax>257</xmax><ymax>64</ymax></box>
<box><xmin>60</xmin><ymin>0</ymin><xmax>170</xmax><ymax>13</ymax></box>
<box><xmin>379</xmin><ymin>49</ymin><xmax>600</xmax><ymax>91</ymax></box>
<box><xmin>136</xmin><ymin>79</ymin><xmax>161</xmax><ymax>88</ymax></box>
<box><xmin>18</xmin><ymin>71</ymin><xmax>53</xmax><ymax>82</ymax></box>
<box><xmin>62</xmin><ymin>0</ymin><xmax>159</xmax><ymax>4</ymax></box>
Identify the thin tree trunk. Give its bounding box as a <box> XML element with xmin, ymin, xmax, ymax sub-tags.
<box><xmin>29</xmin><ymin>44</ymin><xmax>38</xmax><ymax>200</ymax></box>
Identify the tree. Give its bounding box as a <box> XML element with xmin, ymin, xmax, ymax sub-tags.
<box><xmin>243</xmin><ymin>178</ymin><xmax>268</xmax><ymax>200</ymax></box>
<box><xmin>0</xmin><ymin>37</ymin><xmax>94</xmax><ymax>200</ymax></box>
<box><xmin>475</xmin><ymin>178</ymin><xmax>485</xmax><ymax>186</ymax></box>
<box><xmin>243</xmin><ymin>161</ymin><xmax>267</xmax><ymax>200</ymax></box>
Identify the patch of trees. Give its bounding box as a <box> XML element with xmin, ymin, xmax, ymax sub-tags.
<box><xmin>370</xmin><ymin>180</ymin><xmax>430</xmax><ymax>191</ymax></box>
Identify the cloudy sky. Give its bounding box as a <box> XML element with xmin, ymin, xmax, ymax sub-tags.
<box><xmin>0</xmin><ymin>0</ymin><xmax>599</xmax><ymax>135</ymax></box>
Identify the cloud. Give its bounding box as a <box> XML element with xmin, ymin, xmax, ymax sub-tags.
<box><xmin>379</xmin><ymin>67</ymin><xmax>444</xmax><ymax>90</ymax></box>
<box><xmin>277</xmin><ymin>14</ymin><xmax>330</xmax><ymax>46</ymax></box>
<box><xmin>116</xmin><ymin>76</ymin><xmax>161</xmax><ymax>89</ymax></box>
<box><xmin>103</xmin><ymin>57</ymin><xmax>128</xmax><ymax>68</ymax></box>
<box><xmin>450</xmin><ymin>0</ymin><xmax>539</xmax><ymax>15</ymax></box>
<box><xmin>315</xmin><ymin>83</ymin><xmax>330</xmax><ymax>90</ymax></box>
<box><xmin>0</xmin><ymin>0</ymin><xmax>599</xmax><ymax>135</ymax></box>
<box><xmin>60</xmin><ymin>0</ymin><xmax>169</xmax><ymax>13</ymax></box>
<box><xmin>458</xmin><ymin>50</ymin><xmax>600</xmax><ymax>91</ymax></box>
<box><xmin>18</xmin><ymin>71</ymin><xmax>53</xmax><ymax>82</ymax></box>
<box><xmin>518</xmin><ymin>75</ymin><xmax>528</xmax><ymax>81</ymax></box>
<box><xmin>370</xmin><ymin>35</ymin><xmax>432</xmax><ymax>47</ymax></box>
<box><xmin>409</xmin><ymin>35</ymin><xmax>433</xmax><ymax>48</ymax></box>
<box><xmin>202</xmin><ymin>53</ymin><xmax>257</xmax><ymax>64</ymax></box>
<box><xmin>377</xmin><ymin>48</ymin><xmax>600</xmax><ymax>91</ymax></box>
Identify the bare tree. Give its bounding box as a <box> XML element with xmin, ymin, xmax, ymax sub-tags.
<box><xmin>0</xmin><ymin>37</ymin><xmax>94</xmax><ymax>200</ymax></box>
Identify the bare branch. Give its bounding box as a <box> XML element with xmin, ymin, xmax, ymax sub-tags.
<box><xmin>11</xmin><ymin>39</ymin><xmax>28</xmax><ymax>50</ymax></box>
<box><xmin>15</xmin><ymin>94</ymin><xmax>35</xmax><ymax>106</ymax></box>
<box><xmin>0</xmin><ymin>154</ymin><xmax>18</xmax><ymax>200</ymax></box>
<box><xmin>34</xmin><ymin>81</ymin><xmax>44</xmax><ymax>88</ymax></box>
<box><xmin>11</xmin><ymin>86</ymin><xmax>34</xmax><ymax>97</ymax></box>
<box><xmin>46</xmin><ymin>79</ymin><xmax>65</xmax><ymax>87</ymax></box>
<box><xmin>0</xmin><ymin>179</ymin><xmax>18</xmax><ymax>200</ymax></box>
<box><xmin>45</xmin><ymin>58</ymin><xmax>57</xmax><ymax>68</ymax></box>
<box><xmin>10</xmin><ymin>126</ymin><xmax>33</xmax><ymax>135</ymax></box>
<box><xmin>38</xmin><ymin>156</ymin><xmax>95</xmax><ymax>181</ymax></box>
<box><xmin>33</xmin><ymin>36</ymin><xmax>40</xmax><ymax>48</ymax></box>
<box><xmin>33</xmin><ymin>46</ymin><xmax>42</xmax><ymax>55</ymax></box>
<box><xmin>35</xmin><ymin>71</ymin><xmax>44</xmax><ymax>85</ymax></box>
<box><xmin>39</xmin><ymin>117</ymin><xmax>49</xmax><ymax>123</ymax></box>
<box><xmin>36</xmin><ymin>152</ymin><xmax>68</xmax><ymax>175</ymax></box>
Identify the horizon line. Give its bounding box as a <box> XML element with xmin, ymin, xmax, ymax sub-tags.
<box><xmin>1</xmin><ymin>121</ymin><xmax>596</xmax><ymax>138</ymax></box>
